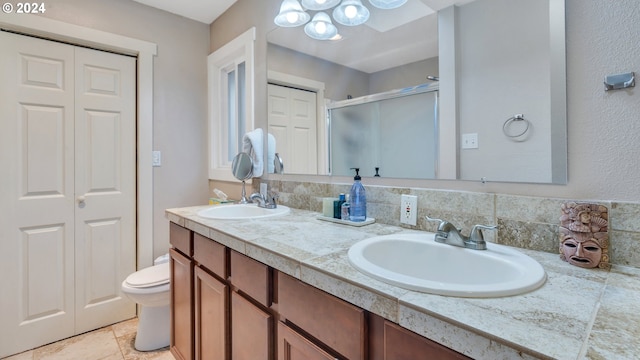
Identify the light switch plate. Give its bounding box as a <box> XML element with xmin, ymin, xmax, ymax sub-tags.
<box><xmin>152</xmin><ymin>151</ymin><xmax>162</xmax><ymax>167</ymax></box>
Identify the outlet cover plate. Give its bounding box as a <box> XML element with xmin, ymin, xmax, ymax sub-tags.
<box><xmin>400</xmin><ymin>194</ymin><xmax>418</xmax><ymax>226</ymax></box>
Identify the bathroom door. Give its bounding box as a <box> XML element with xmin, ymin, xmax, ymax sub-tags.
<box><xmin>0</xmin><ymin>31</ymin><xmax>136</xmax><ymax>357</ymax></box>
<box><xmin>267</xmin><ymin>84</ymin><xmax>318</xmax><ymax>174</ymax></box>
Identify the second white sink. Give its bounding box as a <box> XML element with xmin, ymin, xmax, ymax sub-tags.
<box><xmin>197</xmin><ymin>203</ymin><xmax>290</xmax><ymax>220</ymax></box>
<box><xmin>348</xmin><ymin>233</ymin><xmax>546</xmax><ymax>298</ymax></box>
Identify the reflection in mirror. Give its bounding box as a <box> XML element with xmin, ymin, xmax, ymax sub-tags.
<box><xmin>266</xmin><ymin>0</ymin><xmax>566</xmax><ymax>183</ymax></box>
<box><xmin>274</xmin><ymin>153</ymin><xmax>284</xmax><ymax>174</ymax></box>
<box><xmin>231</xmin><ymin>152</ymin><xmax>253</xmax><ymax>203</ymax></box>
<box><xmin>329</xmin><ymin>84</ymin><xmax>438</xmax><ymax>179</ymax></box>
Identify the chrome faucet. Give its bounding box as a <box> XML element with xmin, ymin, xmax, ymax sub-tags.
<box><xmin>426</xmin><ymin>215</ymin><xmax>496</xmax><ymax>250</ymax></box>
<box><xmin>249</xmin><ymin>192</ymin><xmax>278</xmax><ymax>209</ymax></box>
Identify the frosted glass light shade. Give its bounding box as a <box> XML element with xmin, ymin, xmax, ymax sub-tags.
<box><xmin>368</xmin><ymin>0</ymin><xmax>407</xmax><ymax>9</ymax></box>
<box><xmin>333</xmin><ymin>0</ymin><xmax>370</xmax><ymax>26</ymax></box>
<box><xmin>301</xmin><ymin>0</ymin><xmax>341</xmax><ymax>10</ymax></box>
<box><xmin>304</xmin><ymin>12</ymin><xmax>338</xmax><ymax>40</ymax></box>
<box><xmin>274</xmin><ymin>0</ymin><xmax>311</xmax><ymax>27</ymax></box>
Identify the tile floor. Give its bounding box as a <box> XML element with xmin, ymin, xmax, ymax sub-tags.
<box><xmin>2</xmin><ymin>318</ymin><xmax>174</xmax><ymax>360</ymax></box>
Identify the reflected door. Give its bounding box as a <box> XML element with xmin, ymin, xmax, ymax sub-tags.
<box><xmin>268</xmin><ymin>84</ymin><xmax>318</xmax><ymax>174</ymax></box>
<box><xmin>0</xmin><ymin>31</ymin><xmax>136</xmax><ymax>357</ymax></box>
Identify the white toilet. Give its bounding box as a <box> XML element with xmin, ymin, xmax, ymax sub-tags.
<box><xmin>121</xmin><ymin>254</ymin><xmax>170</xmax><ymax>351</ymax></box>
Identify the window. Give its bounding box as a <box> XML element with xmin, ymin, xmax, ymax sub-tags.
<box><xmin>208</xmin><ymin>27</ymin><xmax>255</xmax><ymax>181</ymax></box>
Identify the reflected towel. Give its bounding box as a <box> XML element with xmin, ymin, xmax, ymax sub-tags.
<box><xmin>242</xmin><ymin>128</ymin><xmax>277</xmax><ymax>177</ymax></box>
<box><xmin>242</xmin><ymin>128</ymin><xmax>264</xmax><ymax>177</ymax></box>
<box><xmin>267</xmin><ymin>133</ymin><xmax>276</xmax><ymax>173</ymax></box>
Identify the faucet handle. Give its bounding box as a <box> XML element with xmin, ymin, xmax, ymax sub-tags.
<box><xmin>425</xmin><ymin>215</ymin><xmax>452</xmax><ymax>231</ymax></box>
<box><xmin>425</xmin><ymin>215</ymin><xmax>444</xmax><ymax>226</ymax></box>
<box><xmin>269</xmin><ymin>192</ymin><xmax>279</xmax><ymax>206</ymax></box>
<box><xmin>469</xmin><ymin>224</ymin><xmax>497</xmax><ymax>242</ymax></box>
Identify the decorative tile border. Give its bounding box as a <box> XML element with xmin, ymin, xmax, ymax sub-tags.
<box><xmin>260</xmin><ymin>180</ymin><xmax>640</xmax><ymax>268</ymax></box>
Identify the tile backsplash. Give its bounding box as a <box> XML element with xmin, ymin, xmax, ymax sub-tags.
<box><xmin>259</xmin><ymin>180</ymin><xmax>640</xmax><ymax>268</ymax></box>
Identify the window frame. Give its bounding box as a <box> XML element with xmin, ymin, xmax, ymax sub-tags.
<box><xmin>207</xmin><ymin>27</ymin><xmax>255</xmax><ymax>181</ymax></box>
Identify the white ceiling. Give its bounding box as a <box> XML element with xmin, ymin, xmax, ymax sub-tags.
<box><xmin>132</xmin><ymin>0</ymin><xmax>237</xmax><ymax>24</ymax></box>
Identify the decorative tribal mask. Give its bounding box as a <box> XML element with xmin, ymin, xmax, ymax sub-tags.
<box><xmin>559</xmin><ymin>202</ymin><xmax>610</xmax><ymax>269</ymax></box>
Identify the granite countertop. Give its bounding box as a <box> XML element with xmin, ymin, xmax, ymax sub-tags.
<box><xmin>166</xmin><ymin>206</ymin><xmax>640</xmax><ymax>360</ymax></box>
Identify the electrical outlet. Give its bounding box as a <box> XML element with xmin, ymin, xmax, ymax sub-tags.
<box><xmin>461</xmin><ymin>133</ymin><xmax>479</xmax><ymax>149</ymax></box>
<box><xmin>400</xmin><ymin>194</ymin><xmax>418</xmax><ymax>226</ymax></box>
<box><xmin>260</xmin><ymin>183</ymin><xmax>268</xmax><ymax>198</ymax></box>
<box><xmin>152</xmin><ymin>151</ymin><xmax>162</xmax><ymax>167</ymax></box>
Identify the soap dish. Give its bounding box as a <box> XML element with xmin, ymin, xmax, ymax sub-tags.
<box><xmin>316</xmin><ymin>215</ymin><xmax>375</xmax><ymax>227</ymax></box>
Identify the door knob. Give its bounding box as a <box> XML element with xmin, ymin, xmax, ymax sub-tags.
<box><xmin>77</xmin><ymin>196</ymin><xmax>86</xmax><ymax>207</ymax></box>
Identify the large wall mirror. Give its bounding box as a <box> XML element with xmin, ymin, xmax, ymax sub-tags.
<box><xmin>266</xmin><ymin>0</ymin><xmax>566</xmax><ymax>184</ymax></box>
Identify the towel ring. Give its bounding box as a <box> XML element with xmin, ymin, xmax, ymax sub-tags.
<box><xmin>502</xmin><ymin>114</ymin><xmax>530</xmax><ymax>138</ymax></box>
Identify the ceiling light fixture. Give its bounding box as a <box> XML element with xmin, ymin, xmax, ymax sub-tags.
<box><xmin>304</xmin><ymin>12</ymin><xmax>339</xmax><ymax>40</ymax></box>
<box><xmin>274</xmin><ymin>0</ymin><xmax>311</xmax><ymax>27</ymax></box>
<box><xmin>301</xmin><ymin>0</ymin><xmax>341</xmax><ymax>11</ymax></box>
<box><xmin>332</xmin><ymin>0</ymin><xmax>369</xmax><ymax>26</ymax></box>
<box><xmin>275</xmin><ymin>0</ymin><xmax>407</xmax><ymax>40</ymax></box>
<box><xmin>368</xmin><ymin>0</ymin><xmax>407</xmax><ymax>9</ymax></box>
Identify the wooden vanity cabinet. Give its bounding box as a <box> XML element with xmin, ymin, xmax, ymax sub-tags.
<box><xmin>369</xmin><ymin>313</ymin><xmax>471</xmax><ymax>360</ymax></box>
<box><xmin>193</xmin><ymin>233</ymin><xmax>228</xmax><ymax>360</ymax></box>
<box><xmin>229</xmin><ymin>250</ymin><xmax>274</xmax><ymax>360</ymax></box>
<box><xmin>277</xmin><ymin>322</ymin><xmax>337</xmax><ymax>360</ymax></box>
<box><xmin>169</xmin><ymin>248</ymin><xmax>193</xmax><ymax>360</ymax></box>
<box><xmin>169</xmin><ymin>221</ymin><xmax>471</xmax><ymax>360</ymax></box>
<box><xmin>277</xmin><ymin>272</ymin><xmax>366</xmax><ymax>360</ymax></box>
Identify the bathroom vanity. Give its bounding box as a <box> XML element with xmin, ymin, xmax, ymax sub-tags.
<box><xmin>168</xmin><ymin>221</ymin><xmax>467</xmax><ymax>360</ymax></box>
<box><xmin>166</xmin><ymin>206</ymin><xmax>640</xmax><ymax>360</ymax></box>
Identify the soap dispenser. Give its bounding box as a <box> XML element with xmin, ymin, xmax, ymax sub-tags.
<box><xmin>349</xmin><ymin>168</ymin><xmax>366</xmax><ymax>222</ymax></box>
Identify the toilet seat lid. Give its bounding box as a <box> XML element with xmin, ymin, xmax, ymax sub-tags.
<box><xmin>125</xmin><ymin>262</ymin><xmax>169</xmax><ymax>288</ymax></box>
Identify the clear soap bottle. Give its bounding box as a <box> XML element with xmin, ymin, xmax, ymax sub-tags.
<box><xmin>349</xmin><ymin>168</ymin><xmax>366</xmax><ymax>222</ymax></box>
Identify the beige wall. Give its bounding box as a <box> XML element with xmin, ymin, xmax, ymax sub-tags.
<box><xmin>38</xmin><ymin>0</ymin><xmax>210</xmax><ymax>258</ymax></box>
<box><xmin>268</xmin><ymin>44</ymin><xmax>370</xmax><ymax>100</ymax></box>
<box><xmin>369</xmin><ymin>57</ymin><xmax>439</xmax><ymax>94</ymax></box>
<box><xmin>213</xmin><ymin>0</ymin><xmax>640</xmax><ymax>203</ymax></box>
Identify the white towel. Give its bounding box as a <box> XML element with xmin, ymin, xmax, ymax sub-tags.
<box><xmin>242</xmin><ymin>128</ymin><xmax>265</xmax><ymax>177</ymax></box>
<box><xmin>267</xmin><ymin>133</ymin><xmax>276</xmax><ymax>173</ymax></box>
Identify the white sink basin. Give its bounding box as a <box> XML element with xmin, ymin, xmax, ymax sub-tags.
<box><xmin>197</xmin><ymin>203</ymin><xmax>290</xmax><ymax>220</ymax></box>
<box><xmin>348</xmin><ymin>233</ymin><xmax>546</xmax><ymax>298</ymax></box>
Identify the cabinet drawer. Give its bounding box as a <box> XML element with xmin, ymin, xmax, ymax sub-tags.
<box><xmin>194</xmin><ymin>233</ymin><xmax>226</xmax><ymax>278</ymax></box>
<box><xmin>170</xmin><ymin>222</ymin><xmax>192</xmax><ymax>256</ymax></box>
<box><xmin>277</xmin><ymin>272</ymin><xmax>366</xmax><ymax>360</ymax></box>
<box><xmin>230</xmin><ymin>250</ymin><xmax>271</xmax><ymax>307</ymax></box>
<box><xmin>381</xmin><ymin>320</ymin><xmax>470</xmax><ymax>360</ymax></box>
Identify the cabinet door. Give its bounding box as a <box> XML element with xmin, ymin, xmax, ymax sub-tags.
<box><xmin>194</xmin><ymin>266</ymin><xmax>228</xmax><ymax>360</ymax></box>
<box><xmin>231</xmin><ymin>291</ymin><xmax>273</xmax><ymax>360</ymax></box>
<box><xmin>370</xmin><ymin>315</ymin><xmax>470</xmax><ymax>360</ymax></box>
<box><xmin>278</xmin><ymin>272</ymin><xmax>365</xmax><ymax>360</ymax></box>
<box><xmin>170</xmin><ymin>249</ymin><xmax>193</xmax><ymax>360</ymax></box>
<box><xmin>277</xmin><ymin>322</ymin><xmax>337</xmax><ymax>360</ymax></box>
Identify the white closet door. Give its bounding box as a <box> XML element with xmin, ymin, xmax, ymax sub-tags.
<box><xmin>0</xmin><ymin>31</ymin><xmax>136</xmax><ymax>357</ymax></box>
<box><xmin>73</xmin><ymin>47</ymin><xmax>136</xmax><ymax>334</ymax></box>
<box><xmin>0</xmin><ymin>30</ymin><xmax>76</xmax><ymax>357</ymax></box>
<box><xmin>267</xmin><ymin>84</ymin><xmax>318</xmax><ymax>174</ymax></box>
